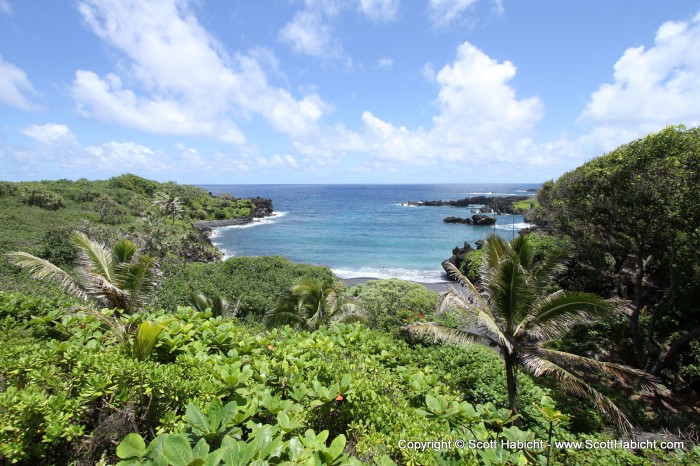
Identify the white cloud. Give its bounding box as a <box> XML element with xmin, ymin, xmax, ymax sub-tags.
<box><xmin>73</xmin><ymin>0</ymin><xmax>327</xmax><ymax>145</ymax></box>
<box><xmin>355</xmin><ymin>41</ymin><xmax>543</xmax><ymax>165</ymax></box>
<box><xmin>22</xmin><ymin>124</ymin><xmax>77</xmax><ymax>144</ymax></box>
<box><xmin>580</xmin><ymin>13</ymin><xmax>700</xmax><ymax>133</ymax></box>
<box><xmin>279</xmin><ymin>10</ymin><xmax>340</xmax><ymax>58</ymax></box>
<box><xmin>0</xmin><ymin>0</ymin><xmax>10</xmax><ymax>15</ymax></box>
<box><xmin>428</xmin><ymin>0</ymin><xmax>478</xmax><ymax>27</ymax></box>
<box><xmin>376</xmin><ymin>57</ymin><xmax>394</xmax><ymax>69</ymax></box>
<box><xmin>0</xmin><ymin>55</ymin><xmax>41</xmax><ymax>111</ymax></box>
<box><xmin>359</xmin><ymin>0</ymin><xmax>399</xmax><ymax>22</ymax></box>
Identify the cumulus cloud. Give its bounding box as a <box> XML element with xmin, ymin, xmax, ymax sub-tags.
<box><xmin>0</xmin><ymin>55</ymin><xmax>41</xmax><ymax>111</ymax></box>
<box><xmin>355</xmin><ymin>41</ymin><xmax>543</xmax><ymax>165</ymax></box>
<box><xmin>577</xmin><ymin>12</ymin><xmax>700</xmax><ymax>152</ymax></box>
<box><xmin>358</xmin><ymin>0</ymin><xmax>399</xmax><ymax>22</ymax></box>
<box><xmin>73</xmin><ymin>0</ymin><xmax>327</xmax><ymax>145</ymax></box>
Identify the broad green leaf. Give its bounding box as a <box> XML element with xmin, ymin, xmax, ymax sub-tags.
<box><xmin>116</xmin><ymin>433</ymin><xmax>147</xmax><ymax>459</ymax></box>
<box><xmin>186</xmin><ymin>403</ymin><xmax>211</xmax><ymax>434</ymax></box>
<box><xmin>208</xmin><ymin>398</ymin><xmax>223</xmax><ymax>432</ymax></box>
<box><xmin>162</xmin><ymin>434</ymin><xmax>194</xmax><ymax>466</ymax></box>
<box><xmin>327</xmin><ymin>434</ymin><xmax>346</xmax><ymax>460</ymax></box>
<box><xmin>192</xmin><ymin>438</ymin><xmax>210</xmax><ymax>459</ymax></box>
<box><xmin>425</xmin><ymin>395</ymin><xmax>440</xmax><ymax>413</ymax></box>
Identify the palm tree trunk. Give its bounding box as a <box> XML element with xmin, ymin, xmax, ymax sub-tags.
<box><xmin>505</xmin><ymin>355</ymin><xmax>520</xmax><ymax>426</ymax></box>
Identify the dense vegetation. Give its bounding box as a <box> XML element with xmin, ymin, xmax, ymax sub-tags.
<box><xmin>0</xmin><ymin>174</ymin><xmax>266</xmax><ymax>294</ymax></box>
<box><xmin>538</xmin><ymin>125</ymin><xmax>700</xmax><ymax>389</ymax></box>
<box><xmin>2</xmin><ymin>133</ymin><xmax>700</xmax><ymax>466</ymax></box>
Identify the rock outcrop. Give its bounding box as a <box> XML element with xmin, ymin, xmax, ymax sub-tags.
<box><xmin>404</xmin><ymin>195</ymin><xmax>530</xmax><ymax>214</ymax></box>
<box><xmin>443</xmin><ymin>214</ymin><xmax>496</xmax><ymax>226</ymax></box>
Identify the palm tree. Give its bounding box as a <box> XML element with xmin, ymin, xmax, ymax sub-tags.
<box><xmin>264</xmin><ymin>279</ymin><xmax>366</xmax><ymax>331</ymax></box>
<box><xmin>153</xmin><ymin>191</ymin><xmax>183</xmax><ymax>225</ymax></box>
<box><xmin>188</xmin><ymin>292</ymin><xmax>240</xmax><ymax>318</ymax></box>
<box><xmin>5</xmin><ymin>231</ymin><xmax>160</xmax><ymax>313</ymax></box>
<box><xmin>407</xmin><ymin>234</ymin><xmax>666</xmax><ymax>434</ymax></box>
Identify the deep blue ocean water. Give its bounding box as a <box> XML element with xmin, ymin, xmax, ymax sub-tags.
<box><xmin>199</xmin><ymin>184</ymin><xmax>540</xmax><ymax>282</ymax></box>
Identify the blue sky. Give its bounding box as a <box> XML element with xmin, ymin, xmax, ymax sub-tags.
<box><xmin>1</xmin><ymin>0</ymin><xmax>699</xmax><ymax>184</ymax></box>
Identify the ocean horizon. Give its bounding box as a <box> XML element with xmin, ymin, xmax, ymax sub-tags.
<box><xmin>199</xmin><ymin>183</ymin><xmax>539</xmax><ymax>282</ymax></box>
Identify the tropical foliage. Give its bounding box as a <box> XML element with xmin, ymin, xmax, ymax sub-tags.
<box><xmin>408</xmin><ymin>234</ymin><xmax>665</xmax><ymax>434</ymax></box>
<box><xmin>538</xmin><ymin>125</ymin><xmax>700</xmax><ymax>384</ymax></box>
<box><xmin>350</xmin><ymin>278</ymin><xmax>438</xmax><ymax>332</ymax></box>
<box><xmin>155</xmin><ymin>256</ymin><xmax>336</xmax><ymax>319</ymax></box>
<box><xmin>1</xmin><ymin>291</ymin><xmax>698</xmax><ymax>465</ymax></box>
<box><xmin>6</xmin><ymin>232</ymin><xmax>160</xmax><ymax>313</ymax></box>
<box><xmin>265</xmin><ymin>279</ymin><xmax>365</xmax><ymax>331</ymax></box>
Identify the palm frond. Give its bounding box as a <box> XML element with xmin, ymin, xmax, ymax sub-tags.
<box><xmin>5</xmin><ymin>251</ymin><xmax>87</xmax><ymax>301</ymax></box>
<box><xmin>329</xmin><ymin>301</ymin><xmax>367</xmax><ymax>326</ymax></box>
<box><xmin>482</xmin><ymin>257</ymin><xmax>533</xmax><ymax>331</ymax></box>
<box><xmin>511</xmin><ymin>234</ymin><xmax>535</xmax><ymax>270</ymax></box>
<box><xmin>131</xmin><ymin>321</ymin><xmax>165</xmax><ymax>361</ymax></box>
<box><xmin>405</xmin><ymin>322</ymin><xmax>503</xmax><ymax>352</ymax></box>
<box><xmin>120</xmin><ymin>255</ymin><xmax>160</xmax><ymax>312</ymax></box>
<box><xmin>264</xmin><ymin>308</ymin><xmax>306</xmax><ymax>330</ymax></box>
<box><xmin>515</xmin><ymin>291</ymin><xmax>612</xmax><ymax>340</ymax></box>
<box><xmin>188</xmin><ymin>292</ymin><xmax>213</xmax><ymax>313</ymax></box>
<box><xmin>481</xmin><ymin>235</ymin><xmax>508</xmax><ymax>270</ymax></box>
<box><xmin>441</xmin><ymin>261</ymin><xmax>491</xmax><ymax>311</ymax></box>
<box><xmin>70</xmin><ymin>231</ymin><xmax>115</xmax><ymax>283</ymax></box>
<box><xmin>532</xmin><ymin>347</ymin><xmax>669</xmax><ymax>396</ymax></box>
<box><xmin>519</xmin><ymin>353</ymin><xmax>633</xmax><ymax>435</ymax></box>
<box><xmin>437</xmin><ymin>290</ymin><xmax>514</xmax><ymax>354</ymax></box>
<box><xmin>112</xmin><ymin>239</ymin><xmax>137</xmax><ymax>264</ymax></box>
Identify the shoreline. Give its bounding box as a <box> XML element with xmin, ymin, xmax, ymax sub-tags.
<box><xmin>340</xmin><ymin>276</ymin><xmax>456</xmax><ymax>293</ymax></box>
<box><xmin>197</xmin><ymin>211</ymin><xmax>458</xmax><ymax>292</ymax></box>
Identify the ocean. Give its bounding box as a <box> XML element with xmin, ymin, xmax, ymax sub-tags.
<box><xmin>199</xmin><ymin>184</ymin><xmax>539</xmax><ymax>282</ymax></box>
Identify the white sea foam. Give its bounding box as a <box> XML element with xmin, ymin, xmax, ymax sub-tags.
<box><xmin>465</xmin><ymin>192</ymin><xmax>514</xmax><ymax>196</ymax></box>
<box><xmin>396</xmin><ymin>202</ymin><xmax>418</xmax><ymax>207</ymax></box>
<box><xmin>332</xmin><ymin>267</ymin><xmax>446</xmax><ymax>283</ymax></box>
<box><xmin>212</xmin><ymin>211</ymin><xmax>288</xmax><ymax>232</ymax></box>
<box><xmin>495</xmin><ymin>222</ymin><xmax>532</xmax><ymax>231</ymax></box>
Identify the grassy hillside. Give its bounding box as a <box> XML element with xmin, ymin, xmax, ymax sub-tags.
<box><xmin>0</xmin><ymin>174</ymin><xmax>266</xmax><ymax>293</ymax></box>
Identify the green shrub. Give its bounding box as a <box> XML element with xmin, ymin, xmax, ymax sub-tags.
<box><xmin>19</xmin><ymin>187</ymin><xmax>65</xmax><ymax>210</ymax></box>
<box><xmin>350</xmin><ymin>279</ymin><xmax>439</xmax><ymax>332</ymax></box>
<box><xmin>155</xmin><ymin>256</ymin><xmax>337</xmax><ymax>320</ymax></box>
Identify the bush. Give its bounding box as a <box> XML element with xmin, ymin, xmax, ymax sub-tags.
<box><xmin>350</xmin><ymin>279</ymin><xmax>439</xmax><ymax>332</ymax></box>
<box><xmin>155</xmin><ymin>256</ymin><xmax>337</xmax><ymax>320</ymax></box>
<box><xmin>19</xmin><ymin>187</ymin><xmax>65</xmax><ymax>210</ymax></box>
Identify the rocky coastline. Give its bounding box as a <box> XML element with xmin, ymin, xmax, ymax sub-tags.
<box><xmin>192</xmin><ymin>196</ymin><xmax>274</xmax><ymax>237</ymax></box>
<box><xmin>403</xmin><ymin>195</ymin><xmax>532</xmax><ymax>214</ymax></box>
<box><xmin>443</xmin><ymin>214</ymin><xmax>496</xmax><ymax>226</ymax></box>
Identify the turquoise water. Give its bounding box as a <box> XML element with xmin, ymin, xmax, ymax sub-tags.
<box><xmin>200</xmin><ymin>184</ymin><xmax>539</xmax><ymax>282</ymax></box>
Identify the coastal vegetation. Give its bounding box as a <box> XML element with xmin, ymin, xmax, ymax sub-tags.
<box><xmin>1</xmin><ymin>125</ymin><xmax>699</xmax><ymax>464</ymax></box>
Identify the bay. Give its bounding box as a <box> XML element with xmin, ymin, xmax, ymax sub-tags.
<box><xmin>200</xmin><ymin>184</ymin><xmax>539</xmax><ymax>282</ymax></box>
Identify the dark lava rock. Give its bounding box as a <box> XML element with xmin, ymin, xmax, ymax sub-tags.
<box><xmin>404</xmin><ymin>195</ymin><xmax>530</xmax><ymax>214</ymax></box>
<box><xmin>444</xmin><ymin>216</ymin><xmax>473</xmax><ymax>224</ymax></box>
<box><xmin>471</xmin><ymin>214</ymin><xmax>496</xmax><ymax>226</ymax></box>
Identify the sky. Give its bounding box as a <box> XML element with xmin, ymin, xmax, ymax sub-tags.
<box><xmin>1</xmin><ymin>1</ymin><xmax>700</xmax><ymax>184</ymax></box>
